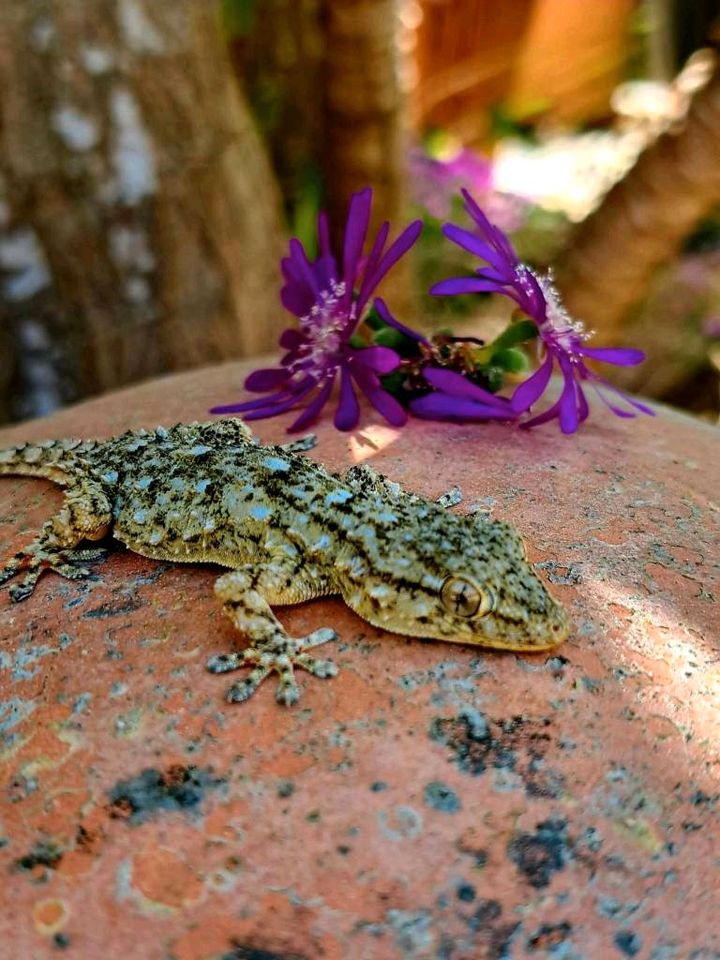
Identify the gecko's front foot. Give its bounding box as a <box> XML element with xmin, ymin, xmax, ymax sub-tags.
<box><xmin>207</xmin><ymin>627</ymin><xmax>339</xmax><ymax>706</ymax></box>
<box><xmin>1</xmin><ymin>546</ymin><xmax>107</xmax><ymax>601</ymax></box>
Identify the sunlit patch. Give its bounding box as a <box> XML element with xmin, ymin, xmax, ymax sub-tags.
<box><xmin>348</xmin><ymin>425</ymin><xmax>402</xmax><ymax>463</ymax></box>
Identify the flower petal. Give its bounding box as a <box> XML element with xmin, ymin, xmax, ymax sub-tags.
<box><xmin>587</xmin><ymin>375</ymin><xmax>656</xmax><ymax>417</ymax></box>
<box><xmin>288</xmin><ymin>238</ymin><xmax>320</xmax><ymax>297</ymax></box>
<box><xmin>334</xmin><ymin>366</ymin><xmax>360</xmax><ymax>430</ymax></box>
<box><xmin>242</xmin><ymin>382</ymin><xmax>317</xmax><ymax>421</ymax></box>
<box><xmin>356</xmin><ymin>220</ymin><xmax>390</xmax><ymax>312</ymax></box>
<box><xmin>281</xmin><ymin>281</ymin><xmax>314</xmax><ymax>317</ymax></box>
<box><xmin>589</xmin><ymin>383</ymin><xmax>636</xmax><ymax>418</ymax></box>
<box><xmin>279</xmin><ymin>328</ymin><xmax>306</xmax><ymax>350</ymax></box>
<box><xmin>520</xmin><ymin>397</ymin><xmax>562</xmax><ymax>430</ymax></box>
<box><xmin>317</xmin><ymin>210</ymin><xmax>337</xmax><ymax>282</ymax></box>
<box><xmin>244</xmin><ymin>367</ymin><xmax>290</xmax><ymax>392</ymax></box>
<box><xmin>430</xmin><ymin>277</ymin><xmax>506</xmax><ymax>297</ymax></box>
<box><xmin>342</xmin><ymin>187</ymin><xmax>372</xmax><ymax>295</ymax></box>
<box><xmin>510</xmin><ymin>354</ymin><xmax>554</xmax><ymax>413</ymax></box>
<box><xmin>410</xmin><ymin>393</ymin><xmax>516</xmax><ymax>422</ymax></box>
<box><xmin>577</xmin><ymin>382</ymin><xmax>590</xmax><ymax>423</ymax></box>
<box><xmin>422</xmin><ymin>368</ymin><xmax>510</xmax><ymax>408</ymax></box>
<box><xmin>461</xmin><ymin>188</ymin><xmax>518</xmax><ymax>264</ymax></box>
<box><xmin>360</xmin><ymin>219</ymin><xmax>423</xmax><ymax>309</ymax></box>
<box><xmin>211</xmin><ymin>379</ymin><xmax>316</xmax><ymax>419</ymax></box>
<box><xmin>374</xmin><ymin>297</ymin><xmax>429</xmax><ymax>344</ymax></box>
<box><xmin>579</xmin><ymin>346</ymin><xmax>646</xmax><ymax>366</ymax></box>
<box><xmin>351</xmin><ymin>364</ymin><xmax>408</xmax><ymax>427</ymax></box>
<box><xmin>211</xmin><ymin>389</ymin><xmax>292</xmax><ymax>414</ymax></box>
<box><xmin>350</xmin><ymin>344</ymin><xmax>401</xmax><ymax>374</ymax></box>
<box><xmin>442</xmin><ymin>224</ymin><xmax>513</xmax><ymax>274</ymax></box>
<box><xmin>288</xmin><ymin>374</ymin><xmax>336</xmax><ymax>432</ymax></box>
<box><xmin>557</xmin><ymin>358</ymin><xmax>580</xmax><ymax>434</ymax></box>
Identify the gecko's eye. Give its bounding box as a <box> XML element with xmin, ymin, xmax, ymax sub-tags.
<box><xmin>440</xmin><ymin>576</ymin><xmax>492</xmax><ymax>618</ymax></box>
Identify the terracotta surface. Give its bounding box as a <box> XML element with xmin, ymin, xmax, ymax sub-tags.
<box><xmin>0</xmin><ymin>360</ymin><xmax>718</xmax><ymax>960</ymax></box>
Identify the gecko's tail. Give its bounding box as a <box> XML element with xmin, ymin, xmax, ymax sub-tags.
<box><xmin>0</xmin><ymin>438</ymin><xmax>97</xmax><ymax>481</ymax></box>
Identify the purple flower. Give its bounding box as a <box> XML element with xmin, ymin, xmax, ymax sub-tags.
<box><xmin>409</xmin><ymin>368</ymin><xmax>518</xmax><ymax>422</ymax></box>
<box><xmin>431</xmin><ymin>189</ymin><xmax>653</xmax><ymax>434</ymax></box>
<box><xmin>212</xmin><ymin>187</ymin><xmax>422</xmax><ymax>432</ymax></box>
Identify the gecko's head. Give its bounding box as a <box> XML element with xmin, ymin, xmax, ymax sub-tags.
<box><xmin>345</xmin><ymin>510</ymin><xmax>569</xmax><ymax>652</ymax></box>
<box><xmin>424</xmin><ymin>516</ymin><xmax>570</xmax><ymax>651</ymax></box>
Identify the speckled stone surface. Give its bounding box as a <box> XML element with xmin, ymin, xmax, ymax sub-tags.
<box><xmin>0</xmin><ymin>360</ymin><xmax>718</xmax><ymax>960</ymax></box>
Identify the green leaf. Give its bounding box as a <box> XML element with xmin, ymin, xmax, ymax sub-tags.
<box><xmin>489</xmin><ymin>319</ymin><xmax>538</xmax><ymax>352</ymax></box>
<box><xmin>492</xmin><ymin>347</ymin><xmax>530</xmax><ymax>373</ymax></box>
<box><xmin>373</xmin><ymin>327</ymin><xmax>407</xmax><ymax>350</ymax></box>
<box><xmin>379</xmin><ymin>371</ymin><xmax>406</xmax><ymax>397</ymax></box>
<box><xmin>473</xmin><ymin>365</ymin><xmax>505</xmax><ymax>393</ymax></box>
<box><xmin>363</xmin><ymin>307</ymin><xmax>384</xmax><ymax>331</ymax></box>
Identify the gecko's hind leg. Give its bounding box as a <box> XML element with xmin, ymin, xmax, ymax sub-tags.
<box><xmin>1</xmin><ymin>476</ymin><xmax>111</xmax><ymax>601</ymax></box>
<box><xmin>207</xmin><ymin>564</ymin><xmax>337</xmax><ymax>706</ymax></box>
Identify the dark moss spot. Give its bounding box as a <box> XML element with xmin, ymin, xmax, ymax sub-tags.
<box><xmin>82</xmin><ymin>598</ymin><xmax>141</xmax><ymax>620</ymax></box>
<box><xmin>222</xmin><ymin>941</ymin><xmax>308</xmax><ymax>960</ymax></box>
<box><xmin>75</xmin><ymin>824</ymin><xmax>100</xmax><ymax>854</ymax></box>
<box><xmin>467</xmin><ymin>899</ymin><xmax>502</xmax><ymax>930</ymax></box>
<box><xmin>276</xmin><ymin>780</ymin><xmax>294</xmax><ymax>798</ymax></box>
<box><xmin>456</xmin><ymin>882</ymin><xmax>476</xmax><ymax>902</ymax></box>
<box><xmin>52</xmin><ymin>933</ymin><xmax>71</xmax><ymax>950</ymax></box>
<box><xmin>690</xmin><ymin>789</ymin><xmax>716</xmax><ymax>806</ymax></box>
<box><xmin>507</xmin><ymin>818</ymin><xmax>571</xmax><ymax>888</ymax></box>
<box><xmin>337</xmin><ymin>844</ymin><xmax>351</xmax><ymax>856</ymax></box>
<box><xmin>14</xmin><ymin>838</ymin><xmax>64</xmax><ymax>874</ymax></box>
<box><xmin>545</xmin><ymin>655</ymin><xmax>569</xmax><ymax>675</ymax></box>
<box><xmin>527</xmin><ymin>922</ymin><xmax>572</xmax><ymax>951</ymax></box>
<box><xmin>107</xmin><ymin>765</ymin><xmax>224</xmax><ymax>824</ymax></box>
<box><xmin>305</xmin><ymin>809</ymin><xmax>321</xmax><ymax>823</ymax></box>
<box><xmin>614</xmin><ymin>931</ymin><xmax>642</xmax><ymax>956</ymax></box>
<box><xmin>424</xmin><ymin>781</ymin><xmax>461</xmax><ymax>813</ymax></box>
<box><xmin>370</xmin><ymin>781</ymin><xmax>388</xmax><ymax>792</ymax></box>
<box><xmin>431</xmin><ymin>711</ymin><xmax>564</xmax><ymax>798</ymax></box>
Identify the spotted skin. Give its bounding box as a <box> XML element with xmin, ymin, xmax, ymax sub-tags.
<box><xmin>0</xmin><ymin>419</ymin><xmax>569</xmax><ymax>705</ymax></box>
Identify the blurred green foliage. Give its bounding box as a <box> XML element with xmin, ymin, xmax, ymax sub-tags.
<box><xmin>220</xmin><ymin>0</ymin><xmax>257</xmax><ymax>37</ymax></box>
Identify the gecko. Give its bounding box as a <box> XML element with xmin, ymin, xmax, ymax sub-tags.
<box><xmin>0</xmin><ymin>418</ymin><xmax>569</xmax><ymax>705</ymax></box>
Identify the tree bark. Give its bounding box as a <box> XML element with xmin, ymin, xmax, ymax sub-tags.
<box><xmin>555</xmin><ymin>55</ymin><xmax>720</xmax><ymax>367</ymax></box>
<box><xmin>231</xmin><ymin>0</ymin><xmax>324</xmax><ymax>233</ymax></box>
<box><xmin>321</xmin><ymin>0</ymin><xmax>407</xmax><ymax>239</ymax></box>
<box><xmin>0</xmin><ymin>0</ymin><xmax>286</xmax><ymax>423</ymax></box>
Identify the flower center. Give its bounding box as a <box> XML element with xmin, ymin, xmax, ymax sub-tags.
<box><xmin>289</xmin><ymin>280</ymin><xmax>356</xmax><ymax>380</ymax></box>
<box><xmin>533</xmin><ymin>270</ymin><xmax>590</xmax><ymax>360</ymax></box>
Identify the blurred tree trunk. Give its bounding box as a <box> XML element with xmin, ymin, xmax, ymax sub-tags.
<box><xmin>321</xmin><ymin>0</ymin><xmax>407</xmax><ymax>239</ymax></box>
<box><xmin>555</xmin><ymin>55</ymin><xmax>720</xmax><ymax>392</ymax></box>
<box><xmin>320</xmin><ymin>0</ymin><xmax>411</xmax><ymax>313</ymax></box>
<box><xmin>231</xmin><ymin>0</ymin><xmax>324</xmax><ymax>237</ymax></box>
<box><xmin>0</xmin><ymin>0</ymin><xmax>285</xmax><ymax>424</ymax></box>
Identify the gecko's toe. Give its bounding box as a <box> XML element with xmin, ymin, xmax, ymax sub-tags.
<box><xmin>295</xmin><ymin>653</ymin><xmax>339</xmax><ymax>679</ymax></box>
<box><xmin>226</xmin><ymin>664</ymin><xmax>271</xmax><ymax>702</ymax></box>
<box><xmin>207</xmin><ymin>651</ymin><xmax>245</xmax><ymax>674</ymax></box>
<box><xmin>302</xmin><ymin>627</ymin><xmax>338</xmax><ymax>648</ymax></box>
<box><xmin>275</xmin><ymin>675</ymin><xmax>301</xmax><ymax>706</ymax></box>
<box><xmin>9</xmin><ymin>583</ymin><xmax>35</xmax><ymax>603</ymax></box>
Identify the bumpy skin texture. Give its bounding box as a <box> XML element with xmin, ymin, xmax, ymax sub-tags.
<box><xmin>0</xmin><ymin>419</ymin><xmax>568</xmax><ymax>704</ymax></box>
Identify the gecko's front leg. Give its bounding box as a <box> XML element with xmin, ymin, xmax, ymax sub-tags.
<box><xmin>207</xmin><ymin>562</ymin><xmax>338</xmax><ymax>706</ymax></box>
